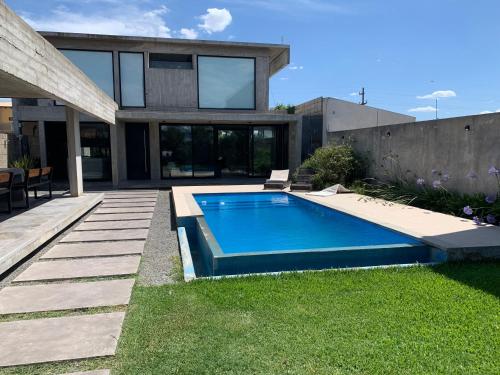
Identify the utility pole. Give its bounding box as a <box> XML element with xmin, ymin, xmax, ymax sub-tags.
<box><xmin>359</xmin><ymin>87</ymin><xmax>367</xmax><ymax>105</ymax></box>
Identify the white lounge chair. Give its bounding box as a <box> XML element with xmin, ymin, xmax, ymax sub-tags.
<box><xmin>306</xmin><ymin>184</ymin><xmax>351</xmax><ymax>197</ymax></box>
<box><xmin>264</xmin><ymin>169</ymin><xmax>289</xmax><ymax>189</ymax></box>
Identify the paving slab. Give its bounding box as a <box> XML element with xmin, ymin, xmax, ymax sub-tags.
<box><xmin>0</xmin><ymin>193</ymin><xmax>104</xmax><ymax>276</ymax></box>
<box><xmin>101</xmin><ymin>202</ymin><xmax>156</xmax><ymax>208</ymax></box>
<box><xmin>95</xmin><ymin>207</ymin><xmax>155</xmax><ymax>214</ymax></box>
<box><xmin>61</xmin><ymin>370</ymin><xmax>110</xmax><ymax>375</ymax></box>
<box><xmin>85</xmin><ymin>212</ymin><xmax>154</xmax><ymax>221</ymax></box>
<box><xmin>13</xmin><ymin>256</ymin><xmax>141</xmax><ymax>282</ymax></box>
<box><xmin>0</xmin><ymin>279</ymin><xmax>135</xmax><ymax>314</ymax></box>
<box><xmin>103</xmin><ymin>198</ymin><xmax>157</xmax><ymax>203</ymax></box>
<box><xmin>75</xmin><ymin>220</ymin><xmax>151</xmax><ymax>231</ymax></box>
<box><xmin>0</xmin><ymin>312</ymin><xmax>125</xmax><ymax>367</ymax></box>
<box><xmin>60</xmin><ymin>229</ymin><xmax>149</xmax><ymax>243</ymax></box>
<box><xmin>41</xmin><ymin>241</ymin><xmax>145</xmax><ymax>259</ymax></box>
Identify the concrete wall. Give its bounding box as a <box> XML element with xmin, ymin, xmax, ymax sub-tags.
<box><xmin>0</xmin><ymin>132</ymin><xmax>20</xmax><ymax>168</ymax></box>
<box><xmin>42</xmin><ymin>34</ymin><xmax>278</xmax><ymax>113</ymax></box>
<box><xmin>327</xmin><ymin>113</ymin><xmax>500</xmax><ymax>196</ymax></box>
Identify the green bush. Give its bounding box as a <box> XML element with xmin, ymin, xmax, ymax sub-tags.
<box><xmin>9</xmin><ymin>155</ymin><xmax>39</xmax><ymax>170</ymax></box>
<box><xmin>300</xmin><ymin>144</ymin><xmax>365</xmax><ymax>189</ymax></box>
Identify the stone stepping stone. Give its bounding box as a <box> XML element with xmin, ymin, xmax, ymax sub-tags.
<box><xmin>41</xmin><ymin>241</ymin><xmax>145</xmax><ymax>259</ymax></box>
<box><xmin>103</xmin><ymin>197</ymin><xmax>157</xmax><ymax>202</ymax></box>
<box><xmin>60</xmin><ymin>229</ymin><xmax>148</xmax><ymax>243</ymax></box>
<box><xmin>0</xmin><ymin>279</ymin><xmax>135</xmax><ymax>314</ymax></box>
<box><xmin>13</xmin><ymin>256</ymin><xmax>141</xmax><ymax>282</ymax></box>
<box><xmin>85</xmin><ymin>212</ymin><xmax>154</xmax><ymax>222</ymax></box>
<box><xmin>61</xmin><ymin>370</ymin><xmax>110</xmax><ymax>375</ymax></box>
<box><xmin>75</xmin><ymin>220</ymin><xmax>151</xmax><ymax>231</ymax></box>
<box><xmin>0</xmin><ymin>312</ymin><xmax>124</xmax><ymax>367</ymax></box>
<box><xmin>101</xmin><ymin>202</ymin><xmax>156</xmax><ymax>208</ymax></box>
<box><xmin>95</xmin><ymin>207</ymin><xmax>155</xmax><ymax>214</ymax></box>
<box><xmin>105</xmin><ymin>192</ymin><xmax>157</xmax><ymax>197</ymax></box>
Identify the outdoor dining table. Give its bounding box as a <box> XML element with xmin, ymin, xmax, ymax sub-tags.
<box><xmin>0</xmin><ymin>167</ymin><xmax>24</xmax><ymax>202</ymax></box>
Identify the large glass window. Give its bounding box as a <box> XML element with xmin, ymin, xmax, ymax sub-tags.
<box><xmin>192</xmin><ymin>126</ymin><xmax>214</xmax><ymax>177</ymax></box>
<box><xmin>60</xmin><ymin>50</ymin><xmax>114</xmax><ymax>99</ymax></box>
<box><xmin>160</xmin><ymin>125</ymin><xmax>192</xmax><ymax>178</ymax></box>
<box><xmin>198</xmin><ymin>56</ymin><xmax>255</xmax><ymax>109</ymax></box>
<box><xmin>119</xmin><ymin>52</ymin><xmax>145</xmax><ymax>107</ymax></box>
<box><xmin>80</xmin><ymin>123</ymin><xmax>111</xmax><ymax>181</ymax></box>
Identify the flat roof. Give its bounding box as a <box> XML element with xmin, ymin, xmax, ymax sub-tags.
<box><xmin>40</xmin><ymin>32</ymin><xmax>290</xmax><ymax>76</ymax></box>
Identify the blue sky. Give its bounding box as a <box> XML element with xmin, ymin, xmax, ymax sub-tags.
<box><xmin>4</xmin><ymin>0</ymin><xmax>500</xmax><ymax>120</ymax></box>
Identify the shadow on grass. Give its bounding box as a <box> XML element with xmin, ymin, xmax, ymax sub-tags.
<box><xmin>432</xmin><ymin>261</ymin><xmax>500</xmax><ymax>298</ymax></box>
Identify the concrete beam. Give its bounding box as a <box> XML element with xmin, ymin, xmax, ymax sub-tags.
<box><xmin>66</xmin><ymin>107</ymin><xmax>83</xmax><ymax>197</ymax></box>
<box><xmin>0</xmin><ymin>2</ymin><xmax>117</xmax><ymax>124</ymax></box>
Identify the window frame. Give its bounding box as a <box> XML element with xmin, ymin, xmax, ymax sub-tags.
<box><xmin>118</xmin><ymin>51</ymin><xmax>146</xmax><ymax>109</ymax></box>
<box><xmin>58</xmin><ymin>48</ymin><xmax>116</xmax><ymax>101</ymax></box>
<box><xmin>149</xmin><ymin>53</ymin><xmax>193</xmax><ymax>70</ymax></box>
<box><xmin>197</xmin><ymin>55</ymin><xmax>257</xmax><ymax>111</ymax></box>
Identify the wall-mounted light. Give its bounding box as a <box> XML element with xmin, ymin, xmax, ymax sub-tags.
<box><xmin>465</xmin><ymin>125</ymin><xmax>471</xmax><ymax>131</ymax></box>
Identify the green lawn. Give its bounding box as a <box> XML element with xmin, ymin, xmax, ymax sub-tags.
<box><xmin>1</xmin><ymin>263</ymin><xmax>498</xmax><ymax>375</ymax></box>
<box><xmin>113</xmin><ymin>263</ymin><xmax>499</xmax><ymax>375</ymax></box>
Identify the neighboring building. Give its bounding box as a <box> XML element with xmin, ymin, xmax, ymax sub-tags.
<box><xmin>0</xmin><ymin>102</ymin><xmax>13</xmax><ymax>132</ymax></box>
<box><xmin>295</xmin><ymin>97</ymin><xmax>415</xmax><ymax>161</ymax></box>
<box><xmin>13</xmin><ymin>32</ymin><xmax>299</xmax><ymax>185</ymax></box>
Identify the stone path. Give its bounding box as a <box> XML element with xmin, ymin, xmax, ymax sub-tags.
<box><xmin>0</xmin><ymin>190</ymin><xmax>159</xmax><ymax>371</ymax></box>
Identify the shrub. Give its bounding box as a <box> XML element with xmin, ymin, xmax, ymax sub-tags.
<box><xmin>300</xmin><ymin>144</ymin><xmax>365</xmax><ymax>189</ymax></box>
<box><xmin>9</xmin><ymin>155</ymin><xmax>39</xmax><ymax>170</ymax></box>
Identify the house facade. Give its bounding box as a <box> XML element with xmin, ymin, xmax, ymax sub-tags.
<box><xmin>12</xmin><ymin>32</ymin><xmax>301</xmax><ymax>185</ymax></box>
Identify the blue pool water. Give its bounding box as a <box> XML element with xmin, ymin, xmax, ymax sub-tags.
<box><xmin>194</xmin><ymin>192</ymin><xmax>422</xmax><ymax>254</ymax></box>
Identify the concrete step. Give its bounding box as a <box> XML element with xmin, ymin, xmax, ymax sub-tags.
<box><xmin>75</xmin><ymin>220</ymin><xmax>151</xmax><ymax>231</ymax></box>
<box><xmin>60</xmin><ymin>229</ymin><xmax>149</xmax><ymax>243</ymax></box>
<box><xmin>41</xmin><ymin>241</ymin><xmax>145</xmax><ymax>259</ymax></box>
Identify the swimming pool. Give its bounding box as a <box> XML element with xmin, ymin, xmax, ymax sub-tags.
<box><xmin>190</xmin><ymin>192</ymin><xmax>445</xmax><ymax>276</ymax></box>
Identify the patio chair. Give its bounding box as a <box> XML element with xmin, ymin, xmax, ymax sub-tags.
<box><xmin>306</xmin><ymin>184</ymin><xmax>351</xmax><ymax>197</ymax></box>
<box><xmin>13</xmin><ymin>167</ymin><xmax>53</xmax><ymax>209</ymax></box>
<box><xmin>290</xmin><ymin>168</ymin><xmax>315</xmax><ymax>191</ymax></box>
<box><xmin>264</xmin><ymin>169</ymin><xmax>289</xmax><ymax>190</ymax></box>
<box><xmin>0</xmin><ymin>171</ymin><xmax>14</xmax><ymax>213</ymax></box>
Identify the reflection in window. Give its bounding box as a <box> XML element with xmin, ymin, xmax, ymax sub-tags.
<box><xmin>251</xmin><ymin>127</ymin><xmax>276</xmax><ymax>177</ymax></box>
<box><xmin>160</xmin><ymin>125</ymin><xmax>192</xmax><ymax>178</ymax></box>
<box><xmin>60</xmin><ymin>50</ymin><xmax>114</xmax><ymax>99</ymax></box>
<box><xmin>119</xmin><ymin>52</ymin><xmax>145</xmax><ymax>107</ymax></box>
<box><xmin>193</xmin><ymin>126</ymin><xmax>214</xmax><ymax>177</ymax></box>
<box><xmin>80</xmin><ymin>123</ymin><xmax>111</xmax><ymax>181</ymax></box>
<box><xmin>198</xmin><ymin>56</ymin><xmax>255</xmax><ymax>109</ymax></box>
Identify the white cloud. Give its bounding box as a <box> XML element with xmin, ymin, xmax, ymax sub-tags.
<box><xmin>349</xmin><ymin>92</ymin><xmax>358</xmax><ymax>96</ymax></box>
<box><xmin>219</xmin><ymin>0</ymin><xmax>348</xmax><ymax>13</ymax></box>
<box><xmin>279</xmin><ymin>77</ymin><xmax>289</xmax><ymax>81</ymax></box>
<box><xmin>408</xmin><ymin>106</ymin><xmax>436</xmax><ymax>113</ymax></box>
<box><xmin>21</xmin><ymin>5</ymin><xmax>171</xmax><ymax>37</ymax></box>
<box><xmin>198</xmin><ymin>8</ymin><xmax>232</xmax><ymax>34</ymax></box>
<box><xmin>496</xmin><ymin>109</ymin><xmax>500</xmax><ymax>112</ymax></box>
<box><xmin>288</xmin><ymin>63</ymin><xmax>304</xmax><ymax>71</ymax></box>
<box><xmin>479</xmin><ymin>110</ymin><xmax>493</xmax><ymax>114</ymax></box>
<box><xmin>417</xmin><ymin>90</ymin><xmax>457</xmax><ymax>99</ymax></box>
<box><xmin>179</xmin><ymin>28</ymin><xmax>198</xmax><ymax>39</ymax></box>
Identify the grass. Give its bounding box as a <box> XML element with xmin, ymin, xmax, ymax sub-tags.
<box><xmin>2</xmin><ymin>263</ymin><xmax>498</xmax><ymax>375</ymax></box>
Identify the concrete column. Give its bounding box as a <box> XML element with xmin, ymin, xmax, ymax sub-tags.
<box><xmin>65</xmin><ymin>107</ymin><xmax>83</xmax><ymax>197</ymax></box>
<box><xmin>110</xmin><ymin>122</ymin><xmax>119</xmax><ymax>187</ymax></box>
<box><xmin>38</xmin><ymin>121</ymin><xmax>47</xmax><ymax>167</ymax></box>
<box><xmin>149</xmin><ymin>121</ymin><xmax>161</xmax><ymax>181</ymax></box>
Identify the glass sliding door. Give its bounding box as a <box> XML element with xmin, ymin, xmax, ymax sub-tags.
<box><xmin>160</xmin><ymin>125</ymin><xmax>193</xmax><ymax>178</ymax></box>
<box><xmin>251</xmin><ymin>126</ymin><xmax>276</xmax><ymax>177</ymax></box>
<box><xmin>80</xmin><ymin>123</ymin><xmax>111</xmax><ymax>181</ymax></box>
<box><xmin>216</xmin><ymin>127</ymin><xmax>249</xmax><ymax>177</ymax></box>
<box><xmin>192</xmin><ymin>126</ymin><xmax>214</xmax><ymax>177</ymax></box>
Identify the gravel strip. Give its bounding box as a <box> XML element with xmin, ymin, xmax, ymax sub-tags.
<box><xmin>138</xmin><ymin>190</ymin><xmax>181</xmax><ymax>285</ymax></box>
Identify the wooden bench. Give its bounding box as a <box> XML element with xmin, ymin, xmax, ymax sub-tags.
<box><xmin>14</xmin><ymin>167</ymin><xmax>53</xmax><ymax>208</ymax></box>
<box><xmin>0</xmin><ymin>172</ymin><xmax>14</xmax><ymax>213</ymax></box>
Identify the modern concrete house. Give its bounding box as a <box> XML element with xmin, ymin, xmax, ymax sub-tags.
<box><xmin>295</xmin><ymin>97</ymin><xmax>415</xmax><ymax>161</ymax></box>
<box><xmin>12</xmin><ymin>32</ymin><xmax>300</xmax><ymax>186</ymax></box>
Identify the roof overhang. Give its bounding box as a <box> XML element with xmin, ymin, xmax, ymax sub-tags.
<box><xmin>0</xmin><ymin>4</ymin><xmax>117</xmax><ymax>124</ymax></box>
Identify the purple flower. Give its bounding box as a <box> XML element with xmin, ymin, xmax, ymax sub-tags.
<box><xmin>488</xmin><ymin>166</ymin><xmax>500</xmax><ymax>176</ymax></box>
<box><xmin>486</xmin><ymin>214</ymin><xmax>496</xmax><ymax>224</ymax></box>
<box><xmin>432</xmin><ymin>180</ymin><xmax>442</xmax><ymax>189</ymax></box>
<box><xmin>431</xmin><ymin>169</ymin><xmax>439</xmax><ymax>175</ymax></box>
<box><xmin>463</xmin><ymin>206</ymin><xmax>473</xmax><ymax>215</ymax></box>
<box><xmin>473</xmin><ymin>216</ymin><xmax>482</xmax><ymax>225</ymax></box>
<box><xmin>485</xmin><ymin>195</ymin><xmax>496</xmax><ymax>204</ymax></box>
<box><xmin>416</xmin><ymin>178</ymin><xmax>425</xmax><ymax>186</ymax></box>
<box><xmin>466</xmin><ymin>170</ymin><xmax>478</xmax><ymax>179</ymax></box>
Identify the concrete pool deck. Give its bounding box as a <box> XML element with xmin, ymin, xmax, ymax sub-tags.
<box><xmin>172</xmin><ymin>185</ymin><xmax>500</xmax><ymax>259</ymax></box>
